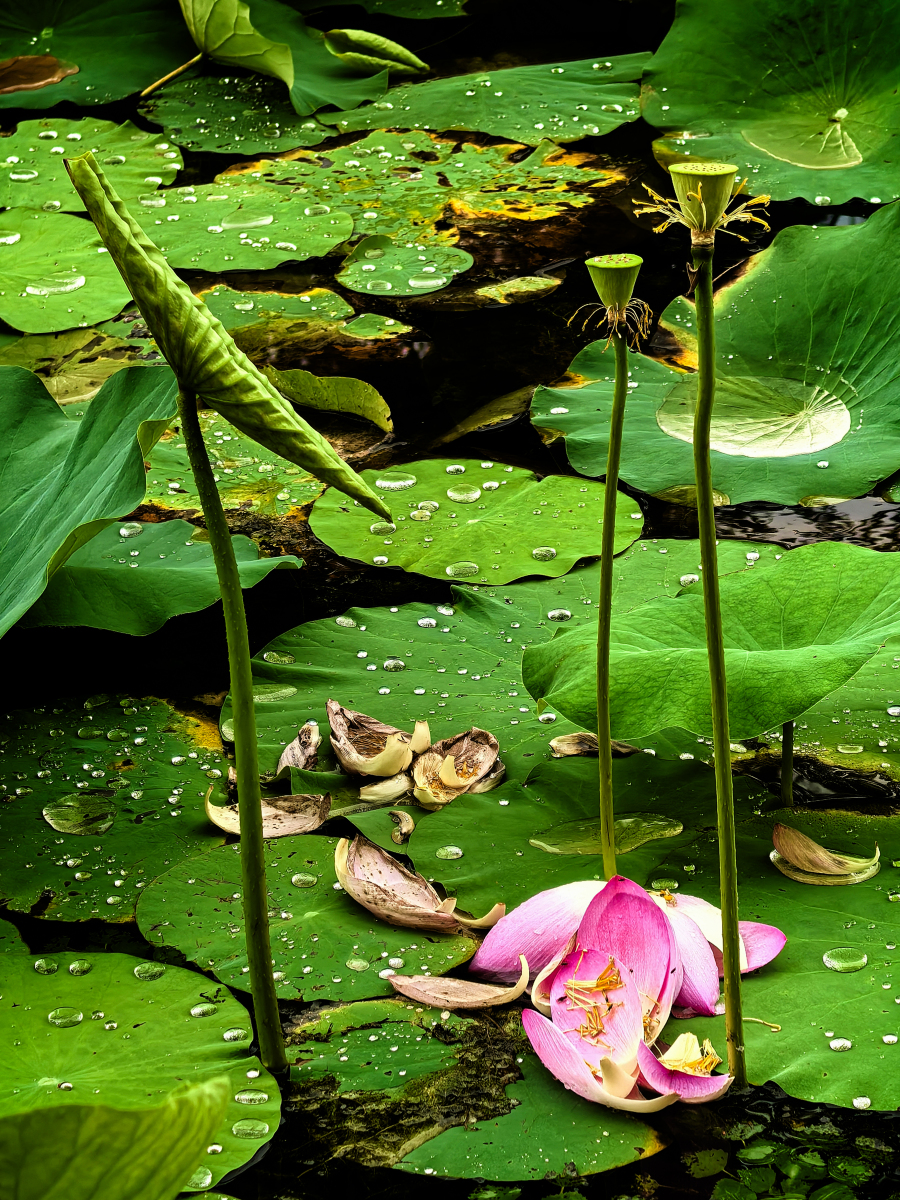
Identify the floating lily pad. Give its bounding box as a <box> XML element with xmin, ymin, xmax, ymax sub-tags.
<box><xmin>0</xmin><ymin>365</ymin><xmax>176</xmax><ymax>638</ymax></box>
<box><xmin>0</xmin><ymin>119</ymin><xmax>181</xmax><ymax>213</ymax></box>
<box><xmin>532</xmin><ymin>203</ymin><xmax>900</xmax><ymax>504</ymax></box>
<box><xmin>139</xmin><ymin>72</ymin><xmax>332</xmax><ymax>154</ymax></box>
<box><xmin>324</xmin><ymin>53</ymin><xmax>649</xmax><ymax>145</ymax></box>
<box><xmin>524</xmin><ymin>541</ymin><xmax>900</xmax><ymax>742</ymax></box>
<box><xmin>136</xmin><ymin>835</ymin><xmax>478</xmax><ymax>1002</ymax></box>
<box><xmin>0</xmin><ymin>952</ymin><xmax>279</xmax><ymax>1192</ymax></box>
<box><xmin>0</xmin><ymin>0</ymin><xmax>198</xmax><ymax>110</ymax></box>
<box><xmin>228</xmin><ymin>131</ymin><xmax>632</xmax><ymax>247</ymax></box>
<box><xmin>0</xmin><ymin>697</ymin><xmax>226</xmax><ymax>920</ymax></box>
<box><xmin>144</xmin><ymin>411</ymin><xmax>325</xmax><ymax>517</ymax></box>
<box><xmin>660</xmin><ymin>808</ymin><xmax>900</xmax><ymax>1111</ymax></box>
<box><xmin>529</xmin><ymin>812</ymin><xmax>683</xmax><ymax>856</ymax></box>
<box><xmin>336</xmin><ymin>234</ymin><xmax>473</xmax><ymax>298</ymax></box>
<box><xmin>21</xmin><ymin>519</ymin><xmax>299</xmax><ymax>635</ymax></box>
<box><xmin>0</xmin><ymin>324</ymin><xmax>161</xmax><ymax>405</ymax></box>
<box><xmin>309</xmin><ymin>457</ymin><xmax>642</xmax><ymax>583</ymax></box>
<box><xmin>0</xmin><ymin>208</ymin><xmax>131</xmax><ymax>334</ymax></box>
<box><xmin>133</xmin><ymin>178</ymin><xmax>353</xmax><ymax>272</ymax></box>
<box><xmin>644</xmin><ymin>0</ymin><xmax>900</xmax><ymax>203</ymax></box>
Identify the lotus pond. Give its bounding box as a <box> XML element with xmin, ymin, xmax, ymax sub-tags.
<box><xmin>3</xmin><ymin>0</ymin><xmax>900</xmax><ymax>1198</ymax></box>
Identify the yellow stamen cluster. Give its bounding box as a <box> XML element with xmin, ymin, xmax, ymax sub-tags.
<box><xmin>567</xmin><ymin>297</ymin><xmax>652</xmax><ymax>347</ymax></box>
<box><xmin>634</xmin><ymin>178</ymin><xmax>770</xmax><ymax>244</ymax></box>
<box><xmin>563</xmin><ymin>953</ymin><xmax>625</xmax><ymax>1047</ymax></box>
<box><xmin>657</xmin><ymin>1032</ymin><xmax>722</xmax><ymax>1076</ymax></box>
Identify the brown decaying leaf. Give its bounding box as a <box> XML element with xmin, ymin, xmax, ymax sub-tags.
<box><xmin>0</xmin><ymin>55</ymin><xmax>79</xmax><ymax>94</ymax></box>
<box><xmin>276</xmin><ymin>721</ymin><xmax>321</xmax><ymax>774</ymax></box>
<box><xmin>770</xmin><ymin>822</ymin><xmax>880</xmax><ymax>885</ymax></box>
<box><xmin>205</xmin><ymin>792</ymin><xmax>330</xmax><ymax>838</ymax></box>
<box><xmin>389</xmin><ymin>954</ymin><xmax>529</xmax><ymax>1009</ymax></box>
<box><xmin>412</xmin><ymin>727</ymin><xmax>502</xmax><ymax>809</ymax></box>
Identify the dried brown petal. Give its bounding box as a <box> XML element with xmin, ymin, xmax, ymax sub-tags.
<box><xmin>412</xmin><ymin>727</ymin><xmax>501</xmax><ymax>809</ymax></box>
<box><xmin>771</xmin><ymin>823</ymin><xmax>880</xmax><ymax>885</ymax></box>
<box><xmin>327</xmin><ymin>699</ymin><xmax>414</xmax><ymax>776</ymax></box>
<box><xmin>0</xmin><ymin>54</ymin><xmax>79</xmax><ymax>94</ymax></box>
<box><xmin>334</xmin><ymin>835</ymin><xmax>458</xmax><ymax>929</ymax></box>
<box><xmin>358</xmin><ymin>772</ymin><xmax>412</xmax><ymax>804</ymax></box>
<box><xmin>389</xmin><ymin>954</ymin><xmax>528</xmax><ymax>1008</ymax></box>
<box><xmin>389</xmin><ymin>809</ymin><xmax>416</xmax><ymax>844</ymax></box>
<box><xmin>276</xmin><ymin>722</ymin><xmax>321</xmax><ymax>774</ymax></box>
<box><xmin>205</xmin><ymin>791</ymin><xmax>330</xmax><ymax>838</ymax></box>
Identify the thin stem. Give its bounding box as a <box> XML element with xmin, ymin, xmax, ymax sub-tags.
<box><xmin>781</xmin><ymin>720</ymin><xmax>794</xmax><ymax>806</ymax></box>
<box><xmin>596</xmin><ymin>332</ymin><xmax>629</xmax><ymax>880</ymax></box>
<box><xmin>177</xmin><ymin>389</ymin><xmax>288</xmax><ymax>1076</ymax></box>
<box><xmin>691</xmin><ymin>248</ymin><xmax>746</xmax><ymax>1088</ymax></box>
<box><xmin>140</xmin><ymin>53</ymin><xmax>203</xmax><ymax>98</ymax></box>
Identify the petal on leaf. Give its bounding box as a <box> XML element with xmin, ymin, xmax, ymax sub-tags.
<box><xmin>636</xmin><ymin>1040</ymin><xmax>732</xmax><ymax>1104</ymax></box>
<box><xmin>390</xmin><ymin>954</ymin><xmax>527</xmax><ymax>1008</ymax></box>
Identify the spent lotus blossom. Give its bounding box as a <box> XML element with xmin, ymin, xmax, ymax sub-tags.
<box><xmin>326</xmin><ymin>699</ymin><xmax>430</xmax><ymax>777</ymax></box>
<box><xmin>412</xmin><ymin>727</ymin><xmax>505</xmax><ymax>810</ymax></box>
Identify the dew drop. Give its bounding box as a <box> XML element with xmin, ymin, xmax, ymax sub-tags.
<box><xmin>291</xmin><ymin>872</ymin><xmax>317</xmax><ymax>888</ymax></box>
<box><xmin>383</xmin><ymin>658</ymin><xmax>406</xmax><ymax>671</ymax></box>
<box><xmin>370</xmin><ymin>521</ymin><xmax>396</xmax><ymax>534</ymax></box>
<box><xmin>26</xmin><ymin>273</ymin><xmax>86</xmax><ymax>296</ymax></box>
<box><xmin>34</xmin><ymin>958</ymin><xmax>59</xmax><ymax>975</ymax></box>
<box><xmin>346</xmin><ymin>956</ymin><xmax>370</xmax><ymax>972</ymax></box>
<box><xmin>191</xmin><ymin>1002</ymin><xmax>219</xmax><ymax>1017</ymax></box>
<box><xmin>446</xmin><ymin>561</ymin><xmax>478</xmax><ymax>578</ymax></box>
<box><xmin>235</xmin><ymin>1088</ymin><xmax>270</xmax><ymax>1103</ymax></box>
<box><xmin>48</xmin><ymin>1007</ymin><xmax>83</xmax><ymax>1028</ymax></box>
<box><xmin>232</xmin><ymin>1118</ymin><xmax>270</xmax><ymax>1138</ymax></box>
<box><xmin>547</xmin><ymin>608</ymin><xmax>572</xmax><ymax>622</ymax></box>
<box><xmin>133</xmin><ymin>962</ymin><xmax>166</xmax><ymax>981</ymax></box>
<box><xmin>223</xmin><ymin>1027</ymin><xmax>250</xmax><ymax>1042</ymax></box>
<box><xmin>435</xmin><ymin>845</ymin><xmax>464</xmax><ymax>859</ymax></box>
<box><xmin>532</xmin><ymin>547</ymin><xmax>557</xmax><ymax>561</ymax></box>
<box><xmin>823</xmin><ymin>947</ymin><xmax>867</xmax><ymax>973</ymax></box>
<box><xmin>446</xmin><ymin>484</ymin><xmax>481</xmax><ymax>503</ymax></box>
<box><xmin>375</xmin><ymin>471</ymin><xmax>416</xmax><ymax>492</ymax></box>
<box><xmin>68</xmin><ymin>959</ymin><xmax>93</xmax><ymax>976</ymax></box>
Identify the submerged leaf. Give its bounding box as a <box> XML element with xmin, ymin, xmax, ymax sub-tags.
<box><xmin>770</xmin><ymin>823</ymin><xmax>880</xmax><ymax>885</ymax></box>
<box><xmin>389</xmin><ymin>955</ymin><xmax>528</xmax><ymax>1008</ymax></box>
<box><xmin>529</xmin><ymin>813</ymin><xmax>683</xmax><ymax>856</ymax></box>
<box><xmin>0</xmin><ymin>53</ymin><xmax>78</xmax><ymax>94</ymax></box>
<box><xmin>65</xmin><ymin>153</ymin><xmax>390</xmax><ymax>520</ymax></box>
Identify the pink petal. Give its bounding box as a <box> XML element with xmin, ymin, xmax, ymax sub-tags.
<box><xmin>667</xmin><ymin>893</ymin><xmax>748</xmax><ymax>971</ymax></box>
<box><xmin>636</xmin><ymin>1041</ymin><xmax>732</xmax><ymax>1104</ymax></box>
<box><xmin>549</xmin><ymin>947</ymin><xmax>644</xmax><ymax>1070</ymax></box>
<box><xmin>739</xmin><ymin>920</ymin><xmax>786</xmax><ymax>972</ymax></box>
<box><xmin>521</xmin><ymin>1010</ymin><xmax>678</xmax><ymax>1113</ymax></box>
<box><xmin>470</xmin><ymin>881</ymin><xmax>603</xmax><ymax>983</ymax></box>
<box><xmin>578</xmin><ymin>877</ymin><xmax>682</xmax><ymax>1038</ymax></box>
<box><xmin>666</xmin><ymin>909</ymin><xmax>721</xmax><ymax>1017</ymax></box>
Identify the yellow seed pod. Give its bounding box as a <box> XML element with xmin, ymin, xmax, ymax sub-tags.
<box><xmin>669</xmin><ymin>162</ymin><xmax>738</xmax><ymax>232</ymax></box>
<box><xmin>585</xmin><ymin>253</ymin><xmax>643</xmax><ymax>309</ymax></box>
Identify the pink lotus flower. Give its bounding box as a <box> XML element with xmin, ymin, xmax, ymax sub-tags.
<box><xmin>520</xmin><ymin>877</ymin><xmax>734</xmax><ymax>1110</ymax></box>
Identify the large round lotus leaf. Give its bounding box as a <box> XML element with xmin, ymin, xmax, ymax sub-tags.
<box><xmin>396</xmin><ymin>1051</ymin><xmax>664</xmax><ymax>1179</ymax></box>
<box><xmin>290</xmin><ymin>0</ymin><xmax>466</xmax><ymax>15</ymax></box>
<box><xmin>0</xmin><ymin>366</ymin><xmax>176</xmax><ymax>639</ymax></box>
<box><xmin>310</xmin><ymin>457</ymin><xmax>641</xmax><ymax>583</ymax></box>
<box><xmin>658</xmin><ymin>808</ymin><xmax>900</xmax><ymax>1111</ymax></box>
<box><xmin>524</xmin><ymin>541</ymin><xmax>900</xmax><ymax>742</ymax></box>
<box><xmin>0</xmin><ymin>0</ymin><xmax>197</xmax><ymax>110</ymax></box>
<box><xmin>0</xmin><ymin>1077</ymin><xmax>230</xmax><ymax>1200</ymax></box>
<box><xmin>0</xmin><ymin>697</ymin><xmax>226</xmax><ymax>920</ymax></box>
<box><xmin>0</xmin><ymin>952</ymin><xmax>280</xmax><ymax>1192</ymax></box>
<box><xmin>139</xmin><ymin>72</ymin><xmax>331</xmax><ymax>154</ymax></box>
<box><xmin>643</xmin><ymin>0</ymin><xmax>900</xmax><ymax>204</ymax></box>
<box><xmin>227</xmin><ymin>131</ymin><xmax>632</xmax><ymax>247</ymax></box>
<box><xmin>20</xmin><ymin>519</ymin><xmax>299</xmax><ymax>635</ymax></box>
<box><xmin>324</xmin><ymin>53</ymin><xmax>648</xmax><ymax>144</ymax></box>
<box><xmin>0</xmin><ymin>325</ymin><xmax>160</xmax><ymax>406</ymax></box>
<box><xmin>0</xmin><ymin>119</ymin><xmax>181</xmax><ymax>213</ymax></box>
<box><xmin>144</xmin><ymin>411</ymin><xmax>322</xmax><ymax>517</ymax></box>
<box><xmin>532</xmin><ymin>204</ymin><xmax>900</xmax><ymax>505</ymax></box>
<box><xmin>335</xmin><ymin>234</ymin><xmax>473</xmax><ymax>298</ymax></box>
<box><xmin>136</xmin><ymin>835</ymin><xmax>478</xmax><ymax>1002</ymax></box>
<box><xmin>134</xmin><ymin>179</ymin><xmax>353</xmax><ymax>272</ymax></box>
<box><xmin>408</xmin><ymin>753</ymin><xmax>765</xmax><ymax>914</ymax></box>
<box><xmin>0</xmin><ymin>209</ymin><xmax>131</xmax><ymax>334</ymax></box>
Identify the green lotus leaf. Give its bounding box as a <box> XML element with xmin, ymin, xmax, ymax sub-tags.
<box><xmin>335</xmin><ymin>233</ymin><xmax>473</xmax><ymax>297</ymax></box>
<box><xmin>133</xmin><ymin>177</ymin><xmax>352</xmax><ymax>271</ymax></box>
<box><xmin>143</xmin><ymin>412</ymin><xmax>324</xmax><ymax>516</ymax></box>
<box><xmin>644</xmin><ymin>0</ymin><xmax>900</xmax><ymax>204</ymax></box>
<box><xmin>324</xmin><ymin>53</ymin><xmax>649</xmax><ymax>144</ymax></box>
<box><xmin>139</xmin><ymin>71</ymin><xmax>332</xmax><ymax>154</ymax></box>
<box><xmin>231</xmin><ymin>130</ymin><xmax>633</xmax><ymax>246</ymax></box>
<box><xmin>308</xmin><ymin>456</ymin><xmax>642</xmax><ymax>583</ymax></box>
<box><xmin>532</xmin><ymin>204</ymin><xmax>900</xmax><ymax>504</ymax></box>
<box><xmin>0</xmin><ymin>365</ymin><xmax>176</xmax><ymax>638</ymax></box>
<box><xmin>178</xmin><ymin>0</ymin><xmax>389</xmax><ymax>116</ymax></box>
<box><xmin>0</xmin><ymin>324</ymin><xmax>160</xmax><ymax>406</ymax></box>
<box><xmin>0</xmin><ymin>0</ymin><xmax>197</xmax><ymax>110</ymax></box>
<box><xmin>0</xmin><ymin>208</ymin><xmax>131</xmax><ymax>335</ymax></box>
<box><xmin>289</xmin><ymin>999</ymin><xmax>662</xmax><ymax>1179</ymax></box>
<box><xmin>291</xmin><ymin>0</ymin><xmax>466</xmax><ymax>16</ymax></box>
<box><xmin>266</xmin><ymin>366</ymin><xmax>392</xmax><ymax>432</ymax></box>
<box><xmin>0</xmin><ymin>1078</ymin><xmax>230</xmax><ymax>1200</ymax></box>
<box><xmin>0</xmin><ymin>952</ymin><xmax>280</xmax><ymax>1190</ymax></box>
<box><xmin>659</xmin><ymin>808</ymin><xmax>900</xmax><ymax>1111</ymax></box>
<box><xmin>408</xmin><ymin>754</ymin><xmax>764</xmax><ymax>914</ymax></box>
<box><xmin>136</xmin><ymin>835</ymin><xmax>478</xmax><ymax>1001</ymax></box>
<box><xmin>67</xmin><ymin>154</ymin><xmax>391</xmax><ymax>519</ymax></box>
<box><xmin>21</xmin><ymin>519</ymin><xmax>299</xmax><ymax>635</ymax></box>
<box><xmin>322</xmin><ymin>29</ymin><xmax>428</xmax><ymax>77</ymax></box>
<box><xmin>0</xmin><ymin>922</ymin><xmax>26</xmax><ymax>951</ymax></box>
<box><xmin>0</xmin><ymin>696</ymin><xmax>226</xmax><ymax>919</ymax></box>
<box><xmin>524</xmin><ymin>541</ymin><xmax>900</xmax><ymax>742</ymax></box>
<box><xmin>0</xmin><ymin>119</ymin><xmax>181</xmax><ymax>213</ymax></box>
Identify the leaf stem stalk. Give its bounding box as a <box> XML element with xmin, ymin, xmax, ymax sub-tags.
<box><xmin>177</xmin><ymin>388</ymin><xmax>288</xmax><ymax>1076</ymax></box>
<box><xmin>691</xmin><ymin>249</ymin><xmax>746</xmax><ymax>1087</ymax></box>
<box><xmin>781</xmin><ymin>720</ymin><xmax>794</xmax><ymax>806</ymax></box>
<box><xmin>596</xmin><ymin>331</ymin><xmax>628</xmax><ymax>880</ymax></box>
<box><xmin>140</xmin><ymin>53</ymin><xmax>203</xmax><ymax>98</ymax></box>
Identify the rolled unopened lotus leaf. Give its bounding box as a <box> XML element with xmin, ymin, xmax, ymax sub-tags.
<box><xmin>770</xmin><ymin>822</ymin><xmax>880</xmax><ymax>885</ymax></box>
<box><xmin>324</xmin><ymin>30</ymin><xmax>428</xmax><ymax>75</ymax></box>
<box><xmin>64</xmin><ymin>153</ymin><xmax>390</xmax><ymax>521</ymax></box>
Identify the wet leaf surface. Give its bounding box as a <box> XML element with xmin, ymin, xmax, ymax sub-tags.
<box><xmin>0</xmin><ymin>324</ymin><xmax>160</xmax><ymax>405</ymax></box>
<box><xmin>336</xmin><ymin>233</ymin><xmax>473</xmax><ymax>298</ymax></box>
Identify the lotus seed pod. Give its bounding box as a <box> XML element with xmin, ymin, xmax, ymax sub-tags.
<box><xmin>585</xmin><ymin>253</ymin><xmax>643</xmax><ymax>309</ymax></box>
<box><xmin>669</xmin><ymin>161</ymin><xmax>738</xmax><ymax>235</ymax></box>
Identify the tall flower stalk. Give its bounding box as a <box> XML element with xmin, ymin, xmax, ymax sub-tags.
<box><xmin>635</xmin><ymin>163</ymin><xmax>770</xmax><ymax>1087</ymax></box>
<box><xmin>578</xmin><ymin>255</ymin><xmax>650</xmax><ymax>880</ymax></box>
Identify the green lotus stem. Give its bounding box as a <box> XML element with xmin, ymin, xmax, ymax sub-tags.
<box><xmin>781</xmin><ymin>720</ymin><xmax>794</xmax><ymax>806</ymax></box>
<box><xmin>692</xmin><ymin>245</ymin><xmax>747</xmax><ymax>1088</ymax></box>
<box><xmin>595</xmin><ymin>331</ymin><xmax>629</xmax><ymax>880</ymax></box>
<box><xmin>139</xmin><ymin>52</ymin><xmax>202</xmax><ymax>98</ymax></box>
<box><xmin>177</xmin><ymin>387</ymin><xmax>288</xmax><ymax>1077</ymax></box>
